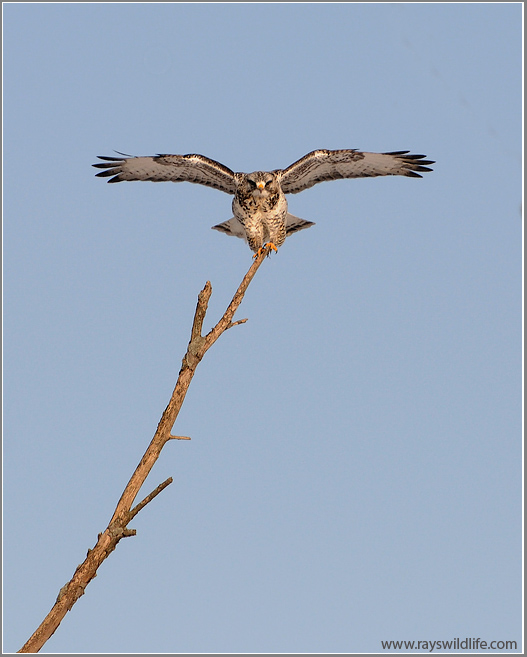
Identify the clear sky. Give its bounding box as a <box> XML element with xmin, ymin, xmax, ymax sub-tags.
<box><xmin>3</xmin><ymin>3</ymin><xmax>522</xmax><ymax>654</ymax></box>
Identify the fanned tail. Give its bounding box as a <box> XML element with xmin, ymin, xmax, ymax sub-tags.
<box><xmin>211</xmin><ymin>213</ymin><xmax>315</xmax><ymax>241</ymax></box>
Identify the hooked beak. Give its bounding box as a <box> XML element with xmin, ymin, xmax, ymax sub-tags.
<box><xmin>256</xmin><ymin>181</ymin><xmax>265</xmax><ymax>190</ymax></box>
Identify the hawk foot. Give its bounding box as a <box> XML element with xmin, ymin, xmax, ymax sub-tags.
<box><xmin>253</xmin><ymin>243</ymin><xmax>278</xmax><ymax>259</ymax></box>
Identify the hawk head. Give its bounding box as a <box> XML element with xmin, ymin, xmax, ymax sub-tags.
<box><xmin>235</xmin><ymin>171</ymin><xmax>281</xmax><ymax>200</ymax></box>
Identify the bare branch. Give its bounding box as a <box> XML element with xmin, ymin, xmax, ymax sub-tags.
<box><xmin>203</xmin><ymin>245</ymin><xmax>269</xmax><ymax>350</ymax></box>
<box><xmin>18</xmin><ymin>247</ymin><xmax>271</xmax><ymax>653</ymax></box>
<box><xmin>227</xmin><ymin>318</ymin><xmax>248</xmax><ymax>329</ymax></box>
<box><xmin>129</xmin><ymin>477</ymin><xmax>173</xmax><ymax>521</ymax></box>
<box><xmin>190</xmin><ymin>281</ymin><xmax>212</xmax><ymax>343</ymax></box>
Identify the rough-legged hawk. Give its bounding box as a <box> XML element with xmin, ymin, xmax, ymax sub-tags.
<box><xmin>93</xmin><ymin>149</ymin><xmax>434</xmax><ymax>255</ymax></box>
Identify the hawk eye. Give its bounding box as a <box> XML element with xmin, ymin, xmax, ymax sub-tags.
<box><xmin>265</xmin><ymin>179</ymin><xmax>273</xmax><ymax>187</ymax></box>
<box><xmin>248</xmin><ymin>179</ymin><xmax>257</xmax><ymax>188</ymax></box>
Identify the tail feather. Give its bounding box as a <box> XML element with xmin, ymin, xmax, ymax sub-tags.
<box><xmin>284</xmin><ymin>213</ymin><xmax>315</xmax><ymax>236</ymax></box>
<box><xmin>211</xmin><ymin>216</ymin><xmax>246</xmax><ymax>239</ymax></box>
<box><xmin>211</xmin><ymin>213</ymin><xmax>315</xmax><ymax>241</ymax></box>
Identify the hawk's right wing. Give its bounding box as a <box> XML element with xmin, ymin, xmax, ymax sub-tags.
<box><xmin>93</xmin><ymin>153</ymin><xmax>237</xmax><ymax>194</ymax></box>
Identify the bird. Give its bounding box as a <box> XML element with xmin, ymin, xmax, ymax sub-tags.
<box><xmin>93</xmin><ymin>149</ymin><xmax>434</xmax><ymax>256</ymax></box>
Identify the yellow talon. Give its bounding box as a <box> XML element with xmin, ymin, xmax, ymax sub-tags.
<box><xmin>252</xmin><ymin>243</ymin><xmax>278</xmax><ymax>259</ymax></box>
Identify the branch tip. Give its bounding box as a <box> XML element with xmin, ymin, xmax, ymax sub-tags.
<box><xmin>191</xmin><ymin>282</ymin><xmax>213</xmax><ymax>342</ymax></box>
<box><xmin>228</xmin><ymin>318</ymin><xmax>248</xmax><ymax>329</ymax></box>
<box><xmin>199</xmin><ymin>280</ymin><xmax>212</xmax><ymax>299</ymax></box>
<box><xmin>129</xmin><ymin>477</ymin><xmax>174</xmax><ymax>521</ymax></box>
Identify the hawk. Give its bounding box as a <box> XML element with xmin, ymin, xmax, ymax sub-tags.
<box><xmin>93</xmin><ymin>149</ymin><xmax>434</xmax><ymax>255</ymax></box>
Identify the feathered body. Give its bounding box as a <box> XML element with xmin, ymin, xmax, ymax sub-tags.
<box><xmin>231</xmin><ymin>171</ymin><xmax>288</xmax><ymax>251</ymax></box>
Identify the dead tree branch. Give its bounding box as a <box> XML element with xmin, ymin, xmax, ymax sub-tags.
<box><xmin>18</xmin><ymin>246</ymin><xmax>272</xmax><ymax>653</ymax></box>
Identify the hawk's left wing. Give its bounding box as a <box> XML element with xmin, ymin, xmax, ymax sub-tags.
<box><xmin>93</xmin><ymin>153</ymin><xmax>236</xmax><ymax>194</ymax></box>
<box><xmin>278</xmin><ymin>149</ymin><xmax>434</xmax><ymax>195</ymax></box>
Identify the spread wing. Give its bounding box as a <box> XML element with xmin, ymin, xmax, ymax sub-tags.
<box><xmin>93</xmin><ymin>153</ymin><xmax>236</xmax><ymax>194</ymax></box>
<box><xmin>278</xmin><ymin>149</ymin><xmax>434</xmax><ymax>194</ymax></box>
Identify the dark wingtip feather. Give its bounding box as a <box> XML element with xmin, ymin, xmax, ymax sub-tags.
<box><xmin>96</xmin><ymin>155</ymin><xmax>125</xmax><ymax>162</ymax></box>
<box><xmin>414</xmin><ymin>165</ymin><xmax>434</xmax><ymax>173</ymax></box>
<box><xmin>95</xmin><ymin>169</ymin><xmax>118</xmax><ymax>177</ymax></box>
<box><xmin>387</xmin><ymin>150</ymin><xmax>435</xmax><ymax>175</ymax></box>
<box><xmin>385</xmin><ymin>151</ymin><xmax>435</xmax><ymax>167</ymax></box>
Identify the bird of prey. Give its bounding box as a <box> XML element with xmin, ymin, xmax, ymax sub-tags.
<box><xmin>93</xmin><ymin>149</ymin><xmax>434</xmax><ymax>256</ymax></box>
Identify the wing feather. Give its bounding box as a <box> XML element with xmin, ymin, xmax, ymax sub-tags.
<box><xmin>93</xmin><ymin>153</ymin><xmax>236</xmax><ymax>194</ymax></box>
<box><xmin>279</xmin><ymin>149</ymin><xmax>434</xmax><ymax>194</ymax></box>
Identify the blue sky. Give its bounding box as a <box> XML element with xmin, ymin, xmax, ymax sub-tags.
<box><xmin>3</xmin><ymin>3</ymin><xmax>522</xmax><ymax>654</ymax></box>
